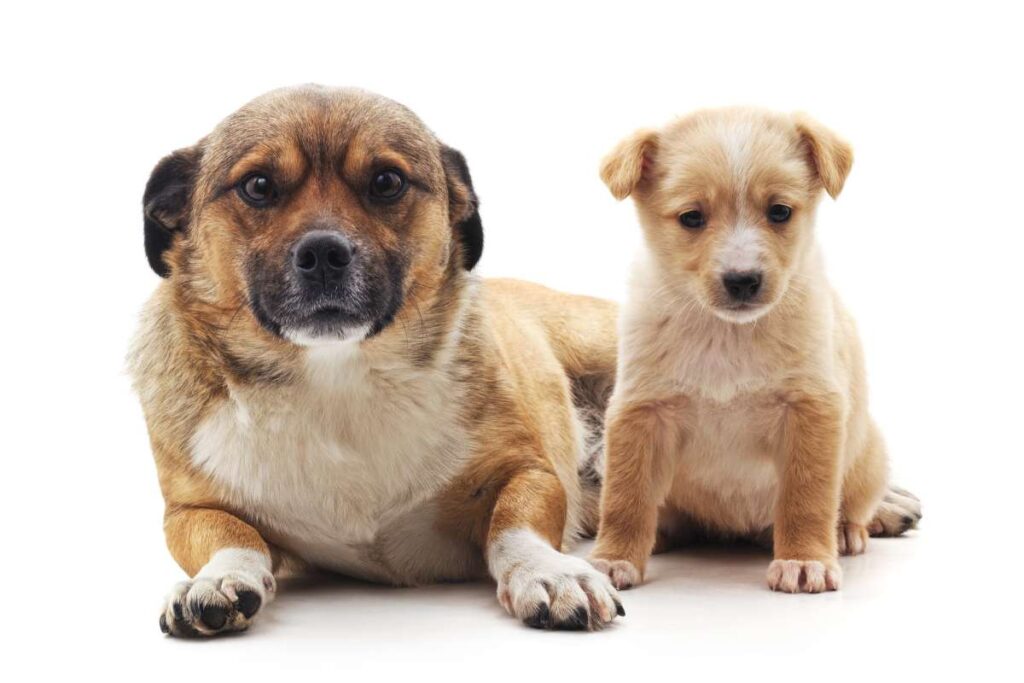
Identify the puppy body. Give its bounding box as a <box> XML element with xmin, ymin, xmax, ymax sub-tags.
<box><xmin>591</xmin><ymin>108</ymin><xmax>920</xmax><ymax>593</ymax></box>
<box><xmin>131</xmin><ymin>87</ymin><xmax>622</xmax><ymax>635</ymax></box>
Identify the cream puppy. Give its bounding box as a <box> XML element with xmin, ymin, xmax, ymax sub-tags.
<box><xmin>589</xmin><ymin>108</ymin><xmax>920</xmax><ymax>593</ymax></box>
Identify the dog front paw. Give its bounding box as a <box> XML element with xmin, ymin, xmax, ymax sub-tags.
<box><xmin>766</xmin><ymin>559</ymin><xmax>842</xmax><ymax>593</ymax></box>
<box><xmin>491</xmin><ymin>532</ymin><xmax>623</xmax><ymax>631</ymax></box>
<box><xmin>588</xmin><ymin>557</ymin><xmax>642</xmax><ymax>590</ymax></box>
<box><xmin>159</xmin><ymin>549</ymin><xmax>276</xmax><ymax>637</ymax></box>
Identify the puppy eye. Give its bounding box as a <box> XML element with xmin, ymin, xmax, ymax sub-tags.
<box><xmin>679</xmin><ymin>210</ymin><xmax>706</xmax><ymax>230</ymax></box>
<box><xmin>369</xmin><ymin>169</ymin><xmax>407</xmax><ymax>201</ymax></box>
<box><xmin>238</xmin><ymin>174</ymin><xmax>275</xmax><ymax>206</ymax></box>
<box><xmin>767</xmin><ymin>204</ymin><xmax>792</xmax><ymax>223</ymax></box>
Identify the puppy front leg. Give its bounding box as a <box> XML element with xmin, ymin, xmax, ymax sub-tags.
<box><xmin>486</xmin><ymin>467</ymin><xmax>622</xmax><ymax>630</ymax></box>
<box><xmin>589</xmin><ymin>398</ymin><xmax>684</xmax><ymax>588</ymax></box>
<box><xmin>769</xmin><ymin>389</ymin><xmax>845</xmax><ymax>593</ymax></box>
<box><xmin>160</xmin><ymin>506</ymin><xmax>276</xmax><ymax>637</ymax></box>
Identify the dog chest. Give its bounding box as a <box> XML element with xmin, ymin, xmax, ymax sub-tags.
<box><xmin>189</xmin><ymin>360</ymin><xmax>472</xmax><ymax>583</ymax></box>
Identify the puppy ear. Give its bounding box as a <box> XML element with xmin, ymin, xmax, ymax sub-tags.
<box><xmin>794</xmin><ymin>114</ymin><xmax>853</xmax><ymax>199</ymax></box>
<box><xmin>441</xmin><ymin>145</ymin><xmax>483</xmax><ymax>270</ymax></box>
<box><xmin>142</xmin><ymin>146</ymin><xmax>201</xmax><ymax>277</ymax></box>
<box><xmin>600</xmin><ymin>129</ymin><xmax>658</xmax><ymax>200</ymax></box>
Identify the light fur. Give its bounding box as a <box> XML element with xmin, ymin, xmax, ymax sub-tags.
<box><xmin>591</xmin><ymin>107</ymin><xmax>919</xmax><ymax>594</ymax></box>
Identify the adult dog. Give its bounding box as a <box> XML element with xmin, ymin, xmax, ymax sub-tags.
<box><xmin>131</xmin><ymin>85</ymin><xmax>623</xmax><ymax>636</ymax></box>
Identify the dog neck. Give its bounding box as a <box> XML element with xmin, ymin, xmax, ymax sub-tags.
<box><xmin>298</xmin><ymin>265</ymin><xmax>479</xmax><ymax>391</ymax></box>
<box><xmin>621</xmin><ymin>240</ymin><xmax>832</xmax><ymax>401</ymax></box>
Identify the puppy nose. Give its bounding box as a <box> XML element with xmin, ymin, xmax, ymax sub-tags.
<box><xmin>292</xmin><ymin>231</ymin><xmax>355</xmax><ymax>284</ymax></box>
<box><xmin>722</xmin><ymin>271</ymin><xmax>762</xmax><ymax>302</ymax></box>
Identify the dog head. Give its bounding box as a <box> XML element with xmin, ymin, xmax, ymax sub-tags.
<box><xmin>142</xmin><ymin>85</ymin><xmax>482</xmax><ymax>347</ymax></box>
<box><xmin>601</xmin><ymin>108</ymin><xmax>852</xmax><ymax>324</ymax></box>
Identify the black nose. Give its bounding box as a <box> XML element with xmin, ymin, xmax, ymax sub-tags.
<box><xmin>292</xmin><ymin>231</ymin><xmax>355</xmax><ymax>285</ymax></box>
<box><xmin>722</xmin><ymin>271</ymin><xmax>762</xmax><ymax>302</ymax></box>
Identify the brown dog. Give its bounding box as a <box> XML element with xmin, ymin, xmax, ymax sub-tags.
<box><xmin>589</xmin><ymin>108</ymin><xmax>921</xmax><ymax>593</ymax></box>
<box><xmin>130</xmin><ymin>85</ymin><xmax>624</xmax><ymax>635</ymax></box>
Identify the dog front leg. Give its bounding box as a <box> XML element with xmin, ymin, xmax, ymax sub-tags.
<box><xmin>768</xmin><ymin>388</ymin><xmax>845</xmax><ymax>593</ymax></box>
<box><xmin>159</xmin><ymin>506</ymin><xmax>276</xmax><ymax>637</ymax></box>
<box><xmin>486</xmin><ymin>467</ymin><xmax>622</xmax><ymax>630</ymax></box>
<box><xmin>589</xmin><ymin>397</ymin><xmax>684</xmax><ymax>588</ymax></box>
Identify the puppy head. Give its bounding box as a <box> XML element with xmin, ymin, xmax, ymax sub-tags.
<box><xmin>602</xmin><ymin>108</ymin><xmax>852</xmax><ymax>324</ymax></box>
<box><xmin>142</xmin><ymin>85</ymin><xmax>482</xmax><ymax>346</ymax></box>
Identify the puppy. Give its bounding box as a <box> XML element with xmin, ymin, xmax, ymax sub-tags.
<box><xmin>130</xmin><ymin>85</ymin><xmax>624</xmax><ymax>635</ymax></box>
<box><xmin>589</xmin><ymin>108</ymin><xmax>921</xmax><ymax>593</ymax></box>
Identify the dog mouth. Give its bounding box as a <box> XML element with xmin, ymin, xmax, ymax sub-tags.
<box><xmin>246</xmin><ymin>247</ymin><xmax>407</xmax><ymax>345</ymax></box>
<box><xmin>249</xmin><ymin>293</ymin><xmax>365</xmax><ymax>339</ymax></box>
<box><xmin>310</xmin><ymin>305</ymin><xmax>344</xmax><ymax>319</ymax></box>
<box><xmin>249</xmin><ymin>284</ymin><xmax>404</xmax><ymax>345</ymax></box>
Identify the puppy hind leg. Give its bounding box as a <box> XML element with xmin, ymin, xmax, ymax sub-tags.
<box><xmin>486</xmin><ymin>467</ymin><xmax>623</xmax><ymax>631</ymax></box>
<box><xmin>869</xmin><ymin>486</ymin><xmax>922</xmax><ymax>537</ymax></box>
<box><xmin>838</xmin><ymin>426</ymin><xmax>888</xmax><ymax>556</ymax></box>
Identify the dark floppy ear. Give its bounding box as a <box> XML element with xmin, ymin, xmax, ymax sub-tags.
<box><xmin>441</xmin><ymin>145</ymin><xmax>483</xmax><ymax>271</ymax></box>
<box><xmin>143</xmin><ymin>146</ymin><xmax>201</xmax><ymax>277</ymax></box>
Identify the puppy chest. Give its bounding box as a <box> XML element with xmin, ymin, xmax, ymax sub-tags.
<box><xmin>190</xmin><ymin>386</ymin><xmax>469</xmax><ymax>581</ymax></box>
<box><xmin>668</xmin><ymin>398</ymin><xmax>786</xmax><ymax>533</ymax></box>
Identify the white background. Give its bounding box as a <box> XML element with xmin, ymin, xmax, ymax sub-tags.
<box><xmin>2</xmin><ymin>1</ymin><xmax>1021</xmax><ymax>680</ymax></box>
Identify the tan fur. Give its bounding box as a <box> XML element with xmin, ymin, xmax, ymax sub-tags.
<box><xmin>591</xmin><ymin>107</ymin><xmax>918</xmax><ymax>593</ymax></box>
<box><xmin>131</xmin><ymin>86</ymin><xmax>622</xmax><ymax>635</ymax></box>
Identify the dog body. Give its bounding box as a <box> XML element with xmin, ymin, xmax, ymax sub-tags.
<box><xmin>184</xmin><ymin>301</ymin><xmax>478</xmax><ymax>585</ymax></box>
<box><xmin>131</xmin><ymin>86</ymin><xmax>622</xmax><ymax>635</ymax></box>
<box><xmin>590</xmin><ymin>108</ymin><xmax>921</xmax><ymax>593</ymax></box>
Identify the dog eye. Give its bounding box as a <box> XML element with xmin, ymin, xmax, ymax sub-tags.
<box><xmin>767</xmin><ymin>204</ymin><xmax>792</xmax><ymax>223</ymax></box>
<box><xmin>679</xmin><ymin>210</ymin><xmax>706</xmax><ymax>230</ymax></box>
<box><xmin>369</xmin><ymin>169</ymin><xmax>406</xmax><ymax>201</ymax></box>
<box><xmin>238</xmin><ymin>174</ymin><xmax>275</xmax><ymax>206</ymax></box>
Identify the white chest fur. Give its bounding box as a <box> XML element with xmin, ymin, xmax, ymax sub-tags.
<box><xmin>190</xmin><ymin>341</ymin><xmax>471</xmax><ymax>582</ymax></box>
<box><xmin>620</xmin><ymin>261</ymin><xmax>795</xmax><ymax>533</ymax></box>
<box><xmin>668</xmin><ymin>395</ymin><xmax>785</xmax><ymax>533</ymax></box>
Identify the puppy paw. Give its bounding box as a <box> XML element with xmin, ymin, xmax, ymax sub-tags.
<box><xmin>491</xmin><ymin>531</ymin><xmax>623</xmax><ymax>631</ymax></box>
<box><xmin>766</xmin><ymin>559</ymin><xmax>842</xmax><ymax>593</ymax></box>
<box><xmin>159</xmin><ymin>549</ymin><xmax>276</xmax><ymax>637</ymax></box>
<box><xmin>588</xmin><ymin>557</ymin><xmax>643</xmax><ymax>590</ymax></box>
<box><xmin>869</xmin><ymin>486</ymin><xmax>922</xmax><ymax>537</ymax></box>
<box><xmin>837</xmin><ymin>522</ymin><xmax>869</xmax><ymax>556</ymax></box>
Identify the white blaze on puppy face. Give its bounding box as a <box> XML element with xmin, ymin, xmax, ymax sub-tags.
<box><xmin>715</xmin><ymin>223</ymin><xmax>764</xmax><ymax>274</ymax></box>
<box><xmin>715</xmin><ymin>121</ymin><xmax>765</xmax><ymax>275</ymax></box>
<box><xmin>720</xmin><ymin>118</ymin><xmax>755</xmax><ymax>180</ymax></box>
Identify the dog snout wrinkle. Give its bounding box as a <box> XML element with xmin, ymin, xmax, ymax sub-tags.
<box><xmin>292</xmin><ymin>230</ymin><xmax>355</xmax><ymax>286</ymax></box>
<box><xmin>722</xmin><ymin>271</ymin><xmax>762</xmax><ymax>302</ymax></box>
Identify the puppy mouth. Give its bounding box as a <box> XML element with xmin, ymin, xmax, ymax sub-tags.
<box><xmin>711</xmin><ymin>301</ymin><xmax>770</xmax><ymax>324</ymax></box>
